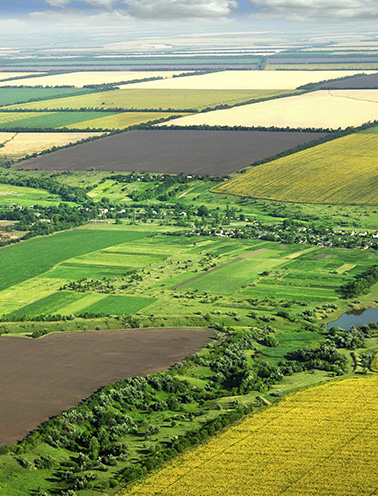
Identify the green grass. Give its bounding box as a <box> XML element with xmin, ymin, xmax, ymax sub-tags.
<box><xmin>0</xmin><ymin>228</ymin><xmax>151</xmax><ymax>293</ymax></box>
<box><xmin>0</xmin><ymin>111</ymin><xmax>118</xmax><ymax>130</ymax></box>
<box><xmin>0</xmin><ymin>87</ymin><xmax>93</xmax><ymax>108</ymax></box>
<box><xmin>80</xmin><ymin>294</ymin><xmax>156</xmax><ymax>315</ymax></box>
<box><xmin>6</xmin><ymin>291</ymin><xmax>83</xmax><ymax>319</ymax></box>
<box><xmin>7</xmin><ymin>89</ymin><xmax>295</xmax><ymax>112</ymax></box>
<box><xmin>0</xmin><ymin>183</ymin><xmax>64</xmax><ymax>206</ymax></box>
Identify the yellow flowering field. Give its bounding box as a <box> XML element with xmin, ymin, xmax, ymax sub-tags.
<box><xmin>124</xmin><ymin>375</ymin><xmax>378</xmax><ymax>496</ymax></box>
<box><xmin>215</xmin><ymin>134</ymin><xmax>378</xmax><ymax>205</ymax></box>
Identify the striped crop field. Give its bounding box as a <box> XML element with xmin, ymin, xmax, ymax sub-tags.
<box><xmin>215</xmin><ymin>134</ymin><xmax>378</xmax><ymax>205</ymax></box>
<box><xmin>125</xmin><ymin>375</ymin><xmax>378</xmax><ymax>496</ymax></box>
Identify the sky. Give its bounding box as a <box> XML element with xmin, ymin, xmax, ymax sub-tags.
<box><xmin>0</xmin><ymin>1</ymin><xmax>377</xmax><ymax>46</ymax></box>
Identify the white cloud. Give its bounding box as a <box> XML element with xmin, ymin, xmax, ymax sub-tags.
<box><xmin>44</xmin><ymin>0</ymin><xmax>236</xmax><ymax>17</ymax></box>
<box><xmin>46</xmin><ymin>0</ymin><xmax>116</xmax><ymax>7</ymax></box>
<box><xmin>46</xmin><ymin>0</ymin><xmax>71</xmax><ymax>7</ymax></box>
<box><xmin>249</xmin><ymin>0</ymin><xmax>378</xmax><ymax>19</ymax></box>
<box><xmin>126</xmin><ymin>0</ymin><xmax>237</xmax><ymax>19</ymax></box>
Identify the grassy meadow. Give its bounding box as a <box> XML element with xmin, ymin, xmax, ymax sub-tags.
<box><xmin>215</xmin><ymin>134</ymin><xmax>378</xmax><ymax>205</ymax></box>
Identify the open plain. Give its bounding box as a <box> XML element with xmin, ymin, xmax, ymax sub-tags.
<box><xmin>15</xmin><ymin>129</ymin><xmax>325</xmax><ymax>174</ymax></box>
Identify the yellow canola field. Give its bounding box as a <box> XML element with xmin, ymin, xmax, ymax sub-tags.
<box><xmin>125</xmin><ymin>375</ymin><xmax>378</xmax><ymax>496</ymax></box>
<box><xmin>215</xmin><ymin>134</ymin><xmax>378</xmax><ymax>205</ymax></box>
<box><xmin>162</xmin><ymin>90</ymin><xmax>378</xmax><ymax>130</ymax></box>
<box><xmin>0</xmin><ymin>71</ymin><xmax>191</xmax><ymax>88</ymax></box>
<box><xmin>0</xmin><ymin>132</ymin><xmax>104</xmax><ymax>159</ymax></box>
<box><xmin>127</xmin><ymin>69</ymin><xmax>374</xmax><ymax>90</ymax></box>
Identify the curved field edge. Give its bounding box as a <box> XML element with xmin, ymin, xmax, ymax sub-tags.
<box><xmin>124</xmin><ymin>374</ymin><xmax>378</xmax><ymax>496</ymax></box>
<box><xmin>214</xmin><ymin>134</ymin><xmax>378</xmax><ymax>205</ymax></box>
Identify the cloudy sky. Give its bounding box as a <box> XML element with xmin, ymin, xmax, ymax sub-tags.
<box><xmin>0</xmin><ymin>0</ymin><xmax>376</xmax><ymax>45</ymax></box>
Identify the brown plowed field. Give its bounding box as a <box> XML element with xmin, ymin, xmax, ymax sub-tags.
<box><xmin>322</xmin><ymin>72</ymin><xmax>378</xmax><ymax>89</ymax></box>
<box><xmin>0</xmin><ymin>327</ymin><xmax>214</xmax><ymax>446</ymax></box>
<box><xmin>16</xmin><ymin>130</ymin><xmax>326</xmax><ymax>176</ymax></box>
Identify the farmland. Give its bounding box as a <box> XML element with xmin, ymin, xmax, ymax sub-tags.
<box><xmin>0</xmin><ymin>72</ymin><xmax>44</xmax><ymax>81</ymax></box>
<box><xmin>0</xmin><ymin>182</ymin><xmax>64</xmax><ymax>206</ymax></box>
<box><xmin>0</xmin><ymin>131</ymin><xmax>104</xmax><ymax>160</ymax></box>
<box><xmin>0</xmin><ymin>228</ymin><xmax>151</xmax><ymax>293</ymax></box>
<box><xmin>0</xmin><ymin>327</ymin><xmax>214</xmax><ymax>446</ymax></box>
<box><xmin>0</xmin><ymin>110</ymin><xmax>180</xmax><ymax>131</ymax></box>
<box><xmin>164</xmin><ymin>90</ymin><xmax>378</xmax><ymax>130</ymax></box>
<box><xmin>0</xmin><ymin>87</ymin><xmax>94</xmax><ymax>107</ymax></box>
<box><xmin>0</xmin><ymin>71</ymin><xmax>190</xmax><ymax>88</ymax></box>
<box><xmin>126</xmin><ymin>375</ymin><xmax>378</xmax><ymax>496</ymax></box>
<box><xmin>0</xmin><ymin>170</ymin><xmax>378</xmax><ymax>495</ymax></box>
<box><xmin>126</xmin><ymin>69</ymin><xmax>373</xmax><ymax>90</ymax></box>
<box><xmin>6</xmin><ymin>88</ymin><xmax>294</xmax><ymax>111</ymax></box>
<box><xmin>1</xmin><ymin>60</ymin><xmax>378</xmax><ymax>496</ymax></box>
<box><xmin>319</xmin><ymin>72</ymin><xmax>378</xmax><ymax>89</ymax></box>
<box><xmin>15</xmin><ymin>129</ymin><xmax>325</xmax><ymax>174</ymax></box>
<box><xmin>215</xmin><ymin>134</ymin><xmax>378</xmax><ymax>205</ymax></box>
<box><xmin>1</xmin><ymin>219</ymin><xmax>377</xmax><ymax>327</ymax></box>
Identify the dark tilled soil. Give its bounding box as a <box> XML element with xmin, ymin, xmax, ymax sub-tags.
<box><xmin>0</xmin><ymin>327</ymin><xmax>214</xmax><ymax>446</ymax></box>
<box><xmin>16</xmin><ymin>130</ymin><xmax>326</xmax><ymax>176</ymax></box>
<box><xmin>321</xmin><ymin>72</ymin><xmax>378</xmax><ymax>89</ymax></box>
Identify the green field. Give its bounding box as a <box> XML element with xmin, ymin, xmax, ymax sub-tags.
<box><xmin>81</xmin><ymin>294</ymin><xmax>156</xmax><ymax>315</ymax></box>
<box><xmin>215</xmin><ymin>134</ymin><xmax>378</xmax><ymax>205</ymax></box>
<box><xmin>0</xmin><ymin>228</ymin><xmax>151</xmax><ymax>293</ymax></box>
<box><xmin>1</xmin><ymin>224</ymin><xmax>376</xmax><ymax>328</ymax></box>
<box><xmin>0</xmin><ymin>87</ymin><xmax>93</xmax><ymax>108</ymax></box>
<box><xmin>0</xmin><ymin>183</ymin><xmax>64</xmax><ymax>206</ymax></box>
<box><xmin>6</xmin><ymin>88</ymin><xmax>295</xmax><ymax>111</ymax></box>
<box><xmin>0</xmin><ymin>111</ymin><xmax>182</xmax><ymax>130</ymax></box>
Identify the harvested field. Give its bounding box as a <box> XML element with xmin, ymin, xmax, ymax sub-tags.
<box><xmin>0</xmin><ymin>327</ymin><xmax>214</xmax><ymax>446</ymax></box>
<box><xmin>0</xmin><ymin>72</ymin><xmax>43</xmax><ymax>81</ymax></box>
<box><xmin>165</xmin><ymin>90</ymin><xmax>378</xmax><ymax>130</ymax></box>
<box><xmin>215</xmin><ymin>134</ymin><xmax>378</xmax><ymax>205</ymax></box>
<box><xmin>15</xmin><ymin>130</ymin><xmax>325</xmax><ymax>175</ymax></box>
<box><xmin>125</xmin><ymin>375</ymin><xmax>378</xmax><ymax>496</ymax></box>
<box><xmin>0</xmin><ymin>132</ymin><xmax>103</xmax><ymax>159</ymax></box>
<box><xmin>126</xmin><ymin>70</ymin><xmax>374</xmax><ymax>90</ymax></box>
<box><xmin>6</xmin><ymin>88</ymin><xmax>293</xmax><ymax>112</ymax></box>
<box><xmin>0</xmin><ymin>71</ymin><xmax>190</xmax><ymax>88</ymax></box>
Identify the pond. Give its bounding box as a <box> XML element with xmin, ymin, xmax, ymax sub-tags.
<box><xmin>326</xmin><ymin>307</ymin><xmax>378</xmax><ymax>330</ymax></box>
